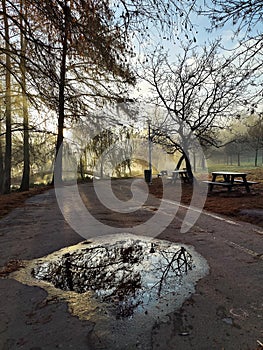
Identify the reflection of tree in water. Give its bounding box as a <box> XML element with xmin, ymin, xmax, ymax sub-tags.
<box><xmin>32</xmin><ymin>239</ymin><xmax>193</xmax><ymax>318</ymax></box>
<box><xmin>155</xmin><ymin>247</ymin><xmax>192</xmax><ymax>297</ymax></box>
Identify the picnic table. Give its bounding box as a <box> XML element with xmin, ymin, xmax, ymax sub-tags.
<box><xmin>157</xmin><ymin>170</ymin><xmax>168</xmax><ymax>178</ymax></box>
<box><xmin>203</xmin><ymin>171</ymin><xmax>258</xmax><ymax>193</ymax></box>
<box><xmin>171</xmin><ymin>169</ymin><xmax>189</xmax><ymax>184</ymax></box>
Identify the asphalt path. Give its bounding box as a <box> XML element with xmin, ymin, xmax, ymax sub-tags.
<box><xmin>0</xmin><ymin>179</ymin><xmax>262</xmax><ymax>349</ymax></box>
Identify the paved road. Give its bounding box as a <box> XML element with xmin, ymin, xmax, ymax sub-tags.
<box><xmin>0</xmin><ymin>180</ymin><xmax>262</xmax><ymax>349</ymax></box>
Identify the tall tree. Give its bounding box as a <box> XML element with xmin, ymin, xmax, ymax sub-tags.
<box><xmin>246</xmin><ymin>114</ymin><xmax>263</xmax><ymax>167</ymax></box>
<box><xmin>1</xmin><ymin>0</ymin><xmax>12</xmax><ymax>194</ymax></box>
<box><xmin>0</xmin><ymin>0</ymin><xmax>198</xmax><ymax>187</ymax></box>
<box><xmin>19</xmin><ymin>0</ymin><xmax>30</xmax><ymax>191</ymax></box>
<box><xmin>0</xmin><ymin>118</ymin><xmax>3</xmax><ymax>190</ymax></box>
<box><xmin>24</xmin><ymin>0</ymin><xmax>198</xmax><ymax>183</ymax></box>
<box><xmin>23</xmin><ymin>0</ymin><xmax>135</xmax><ymax>183</ymax></box>
<box><xmin>140</xmin><ymin>41</ymin><xmax>259</xmax><ymax>181</ymax></box>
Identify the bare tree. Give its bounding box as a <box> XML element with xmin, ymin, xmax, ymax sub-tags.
<box><xmin>200</xmin><ymin>0</ymin><xmax>263</xmax><ymax>100</ymax></box>
<box><xmin>139</xmin><ymin>40</ymin><xmax>259</xmax><ymax>182</ymax></box>
<box><xmin>1</xmin><ymin>0</ymin><xmax>12</xmax><ymax>194</ymax></box>
<box><xmin>0</xmin><ymin>118</ymin><xmax>4</xmax><ymax>189</ymax></box>
<box><xmin>27</xmin><ymin>0</ymin><xmax>199</xmax><ymax>183</ymax></box>
<box><xmin>246</xmin><ymin>113</ymin><xmax>263</xmax><ymax>167</ymax></box>
<box><xmin>19</xmin><ymin>0</ymin><xmax>30</xmax><ymax>191</ymax></box>
<box><xmin>0</xmin><ymin>0</ymin><xmax>136</xmax><ymax>186</ymax></box>
<box><xmin>201</xmin><ymin>0</ymin><xmax>263</xmax><ymax>38</ymax></box>
<box><xmin>0</xmin><ymin>0</ymin><xmax>199</xmax><ymax>188</ymax></box>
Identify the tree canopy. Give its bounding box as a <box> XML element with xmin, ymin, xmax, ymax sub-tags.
<box><xmin>0</xmin><ymin>0</ymin><xmax>199</xmax><ymax>191</ymax></box>
<box><xmin>1</xmin><ymin>0</ymin><xmax>262</xmax><ymax>191</ymax></box>
<box><xmin>137</xmin><ymin>38</ymin><xmax>261</xmax><ymax>179</ymax></box>
<box><xmin>202</xmin><ymin>0</ymin><xmax>263</xmax><ymax>37</ymax></box>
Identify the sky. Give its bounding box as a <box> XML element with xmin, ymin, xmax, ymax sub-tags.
<box><xmin>129</xmin><ymin>0</ymin><xmax>263</xmax><ymax>90</ymax></box>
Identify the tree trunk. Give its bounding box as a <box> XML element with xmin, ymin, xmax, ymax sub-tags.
<box><xmin>175</xmin><ymin>154</ymin><xmax>185</xmax><ymax>170</ymax></box>
<box><xmin>2</xmin><ymin>0</ymin><xmax>12</xmax><ymax>194</ymax></box>
<box><xmin>175</xmin><ymin>150</ymin><xmax>194</xmax><ymax>184</ymax></box>
<box><xmin>184</xmin><ymin>152</ymin><xmax>194</xmax><ymax>184</ymax></box>
<box><xmin>255</xmin><ymin>148</ymin><xmax>258</xmax><ymax>167</ymax></box>
<box><xmin>192</xmin><ymin>151</ymin><xmax>196</xmax><ymax>172</ymax></box>
<box><xmin>53</xmin><ymin>1</ymin><xmax>70</xmax><ymax>185</ymax></box>
<box><xmin>79</xmin><ymin>156</ymin><xmax>85</xmax><ymax>180</ymax></box>
<box><xmin>237</xmin><ymin>152</ymin><xmax>240</xmax><ymax>166</ymax></box>
<box><xmin>0</xmin><ymin>121</ymin><xmax>4</xmax><ymax>191</ymax></box>
<box><xmin>20</xmin><ymin>0</ymin><xmax>30</xmax><ymax>191</ymax></box>
<box><xmin>201</xmin><ymin>154</ymin><xmax>206</xmax><ymax>170</ymax></box>
<box><xmin>100</xmin><ymin>157</ymin><xmax>104</xmax><ymax>178</ymax></box>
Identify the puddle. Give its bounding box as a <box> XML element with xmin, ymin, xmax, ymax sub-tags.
<box><xmin>11</xmin><ymin>234</ymin><xmax>209</xmax><ymax>349</ymax></box>
<box><xmin>239</xmin><ymin>209</ymin><xmax>263</xmax><ymax>217</ymax></box>
<box><xmin>31</xmin><ymin>237</ymin><xmax>194</xmax><ymax>319</ymax></box>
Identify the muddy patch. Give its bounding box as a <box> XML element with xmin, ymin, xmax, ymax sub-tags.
<box><xmin>239</xmin><ymin>209</ymin><xmax>263</xmax><ymax>218</ymax></box>
<box><xmin>239</xmin><ymin>209</ymin><xmax>263</xmax><ymax>227</ymax></box>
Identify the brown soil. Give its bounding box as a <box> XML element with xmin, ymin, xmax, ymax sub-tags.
<box><xmin>148</xmin><ymin>177</ymin><xmax>263</xmax><ymax>228</ymax></box>
<box><xmin>0</xmin><ymin>186</ymin><xmax>53</xmax><ymax>219</ymax></box>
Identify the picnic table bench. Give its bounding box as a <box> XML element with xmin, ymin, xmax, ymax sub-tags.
<box><xmin>157</xmin><ymin>170</ymin><xmax>168</xmax><ymax>177</ymax></box>
<box><xmin>203</xmin><ymin>171</ymin><xmax>258</xmax><ymax>193</ymax></box>
<box><xmin>171</xmin><ymin>169</ymin><xmax>189</xmax><ymax>184</ymax></box>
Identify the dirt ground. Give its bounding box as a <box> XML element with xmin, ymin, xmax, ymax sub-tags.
<box><xmin>0</xmin><ymin>185</ymin><xmax>52</xmax><ymax>219</ymax></box>
<box><xmin>1</xmin><ymin>178</ymin><xmax>263</xmax><ymax>227</ymax></box>
<box><xmin>148</xmin><ymin>177</ymin><xmax>263</xmax><ymax>228</ymax></box>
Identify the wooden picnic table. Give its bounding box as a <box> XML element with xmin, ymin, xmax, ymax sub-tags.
<box><xmin>171</xmin><ymin>169</ymin><xmax>189</xmax><ymax>184</ymax></box>
<box><xmin>203</xmin><ymin>171</ymin><xmax>258</xmax><ymax>193</ymax></box>
<box><xmin>157</xmin><ymin>170</ymin><xmax>168</xmax><ymax>178</ymax></box>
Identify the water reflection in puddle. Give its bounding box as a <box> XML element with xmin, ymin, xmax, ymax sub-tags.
<box><xmin>32</xmin><ymin>237</ymin><xmax>193</xmax><ymax>319</ymax></box>
<box><xmin>12</xmin><ymin>234</ymin><xmax>209</xmax><ymax>349</ymax></box>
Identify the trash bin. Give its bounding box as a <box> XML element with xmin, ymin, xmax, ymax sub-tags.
<box><xmin>144</xmin><ymin>169</ymin><xmax>152</xmax><ymax>183</ymax></box>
